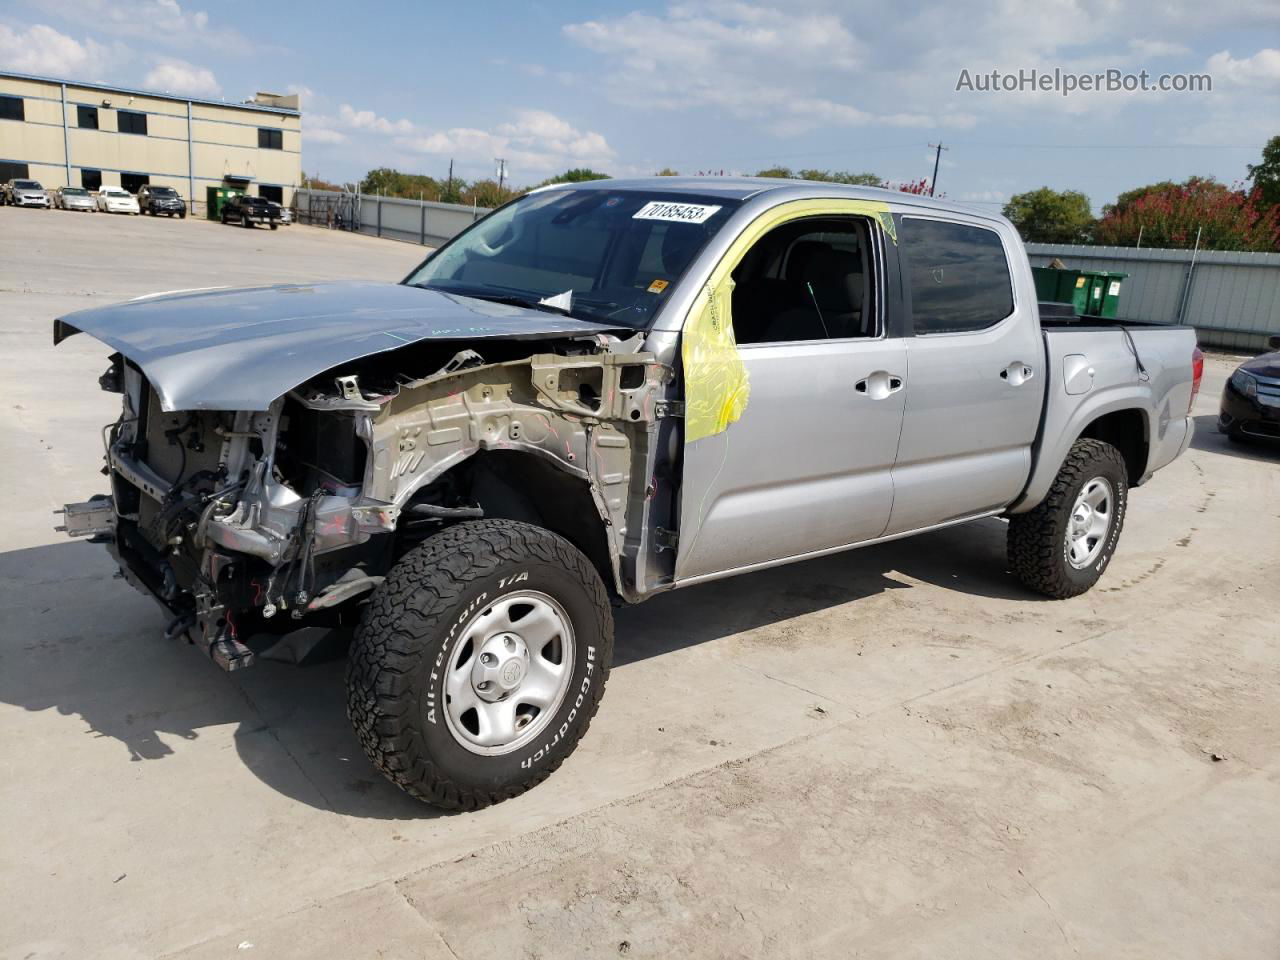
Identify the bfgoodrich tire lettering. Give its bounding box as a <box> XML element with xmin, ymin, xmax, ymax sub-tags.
<box><xmin>1007</xmin><ymin>438</ymin><xmax>1129</xmax><ymax>599</ymax></box>
<box><xmin>346</xmin><ymin>519</ymin><xmax>613</xmax><ymax>810</ymax></box>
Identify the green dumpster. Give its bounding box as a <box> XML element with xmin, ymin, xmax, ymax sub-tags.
<box><xmin>205</xmin><ymin>185</ymin><xmax>244</xmax><ymax>220</ymax></box>
<box><xmin>1032</xmin><ymin>267</ymin><xmax>1128</xmax><ymax>319</ymax></box>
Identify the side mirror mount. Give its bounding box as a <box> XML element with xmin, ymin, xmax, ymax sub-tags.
<box><xmin>1269</xmin><ymin>335</ymin><xmax>1280</xmax><ymax>350</ymax></box>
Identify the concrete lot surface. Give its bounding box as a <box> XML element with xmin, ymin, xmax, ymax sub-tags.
<box><xmin>1</xmin><ymin>207</ymin><xmax>1277</xmax><ymax>959</ymax></box>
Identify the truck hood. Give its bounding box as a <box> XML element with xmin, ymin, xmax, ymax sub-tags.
<box><xmin>1239</xmin><ymin>351</ymin><xmax>1280</xmax><ymax>379</ymax></box>
<box><xmin>54</xmin><ymin>281</ymin><xmax>620</xmax><ymax>411</ymax></box>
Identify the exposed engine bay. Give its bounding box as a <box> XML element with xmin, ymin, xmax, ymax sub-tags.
<box><xmin>73</xmin><ymin>334</ymin><xmax>675</xmax><ymax>670</ymax></box>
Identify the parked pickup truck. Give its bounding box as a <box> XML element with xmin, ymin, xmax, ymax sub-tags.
<box><xmin>220</xmin><ymin>194</ymin><xmax>279</xmax><ymax>229</ymax></box>
<box><xmin>54</xmin><ymin>179</ymin><xmax>1201</xmax><ymax>810</ymax></box>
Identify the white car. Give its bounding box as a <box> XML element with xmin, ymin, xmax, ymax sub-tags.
<box><xmin>56</xmin><ymin>187</ymin><xmax>96</xmax><ymax>212</ymax></box>
<box><xmin>96</xmin><ymin>186</ymin><xmax>140</xmax><ymax>215</ymax></box>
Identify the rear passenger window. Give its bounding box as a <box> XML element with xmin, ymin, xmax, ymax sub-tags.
<box><xmin>901</xmin><ymin>218</ymin><xmax>1013</xmax><ymax>334</ymax></box>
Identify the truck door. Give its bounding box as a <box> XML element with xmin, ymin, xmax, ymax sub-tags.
<box><xmin>674</xmin><ymin>206</ymin><xmax>908</xmax><ymax>583</ymax></box>
<box><xmin>884</xmin><ymin>215</ymin><xmax>1043</xmax><ymax>536</ymax></box>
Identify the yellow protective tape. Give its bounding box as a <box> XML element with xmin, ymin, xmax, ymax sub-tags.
<box><xmin>682</xmin><ymin>198</ymin><xmax>895</xmax><ymax>443</ymax></box>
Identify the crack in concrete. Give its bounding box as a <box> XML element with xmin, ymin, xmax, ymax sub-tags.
<box><xmin>1018</xmin><ymin>867</ymin><xmax>1077</xmax><ymax>954</ymax></box>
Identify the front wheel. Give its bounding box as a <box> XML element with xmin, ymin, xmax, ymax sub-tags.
<box><xmin>347</xmin><ymin>519</ymin><xmax>613</xmax><ymax>810</ymax></box>
<box><xmin>1007</xmin><ymin>438</ymin><xmax>1128</xmax><ymax>599</ymax></box>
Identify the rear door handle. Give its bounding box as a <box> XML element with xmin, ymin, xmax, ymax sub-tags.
<box><xmin>854</xmin><ymin>371</ymin><xmax>904</xmax><ymax>400</ymax></box>
<box><xmin>1000</xmin><ymin>362</ymin><xmax>1035</xmax><ymax>386</ymax></box>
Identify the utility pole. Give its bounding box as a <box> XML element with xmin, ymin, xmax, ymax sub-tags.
<box><xmin>447</xmin><ymin>158</ymin><xmax>453</xmax><ymax>200</ymax></box>
<box><xmin>928</xmin><ymin>142</ymin><xmax>948</xmax><ymax>196</ymax></box>
<box><xmin>495</xmin><ymin>157</ymin><xmax>508</xmax><ymax>194</ymax></box>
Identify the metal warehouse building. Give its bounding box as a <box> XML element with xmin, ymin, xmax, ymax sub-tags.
<box><xmin>0</xmin><ymin>70</ymin><xmax>301</xmax><ymax>208</ymax></box>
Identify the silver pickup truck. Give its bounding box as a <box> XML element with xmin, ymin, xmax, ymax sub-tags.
<box><xmin>55</xmin><ymin>178</ymin><xmax>1201</xmax><ymax>809</ymax></box>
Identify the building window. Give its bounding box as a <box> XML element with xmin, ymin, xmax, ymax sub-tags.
<box><xmin>0</xmin><ymin>95</ymin><xmax>24</xmax><ymax>122</ymax></box>
<box><xmin>77</xmin><ymin>105</ymin><xmax>99</xmax><ymax>129</ymax></box>
<box><xmin>117</xmin><ymin>110</ymin><xmax>148</xmax><ymax>135</ymax></box>
<box><xmin>81</xmin><ymin>169</ymin><xmax>102</xmax><ymax>191</ymax></box>
<box><xmin>0</xmin><ymin>160</ymin><xmax>30</xmax><ymax>181</ymax></box>
<box><xmin>120</xmin><ymin>173</ymin><xmax>150</xmax><ymax>194</ymax></box>
<box><xmin>259</xmin><ymin>185</ymin><xmax>283</xmax><ymax>203</ymax></box>
<box><xmin>258</xmin><ymin>127</ymin><xmax>283</xmax><ymax>150</ymax></box>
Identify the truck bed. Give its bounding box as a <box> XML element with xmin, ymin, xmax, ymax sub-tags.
<box><xmin>1010</xmin><ymin>315</ymin><xmax>1199</xmax><ymax>512</ymax></box>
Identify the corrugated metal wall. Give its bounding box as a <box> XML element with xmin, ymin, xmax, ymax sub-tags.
<box><xmin>293</xmin><ymin>188</ymin><xmax>490</xmax><ymax>248</ymax></box>
<box><xmin>1026</xmin><ymin>243</ymin><xmax>1280</xmax><ymax>353</ymax></box>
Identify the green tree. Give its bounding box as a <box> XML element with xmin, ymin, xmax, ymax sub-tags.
<box><xmin>302</xmin><ymin>171</ymin><xmax>354</xmax><ymax>192</ymax></box>
<box><xmin>754</xmin><ymin>166</ymin><xmax>882</xmax><ymax>185</ymax></box>
<box><xmin>359</xmin><ymin>167</ymin><xmax>445</xmax><ymax>200</ymax></box>
<box><xmin>466</xmin><ymin>178</ymin><xmax>515</xmax><ymax>208</ymax></box>
<box><xmin>1247</xmin><ymin>135</ymin><xmax>1280</xmax><ymax>210</ymax></box>
<box><xmin>655</xmin><ymin>167</ymin><xmax>679</xmax><ymax>176</ymax></box>
<box><xmin>1002</xmin><ymin>187</ymin><xmax>1095</xmax><ymax>244</ymax></box>
<box><xmin>796</xmin><ymin>169</ymin><xmax>883</xmax><ymax>186</ymax></box>
<box><xmin>535</xmin><ymin>168</ymin><xmax>612</xmax><ymax>187</ymax></box>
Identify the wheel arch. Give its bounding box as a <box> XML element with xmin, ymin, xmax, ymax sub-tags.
<box><xmin>398</xmin><ymin>448</ymin><xmax>617</xmax><ymax>597</ymax></box>
<box><xmin>1009</xmin><ymin>390</ymin><xmax>1154</xmax><ymax>514</ymax></box>
<box><xmin>1076</xmin><ymin>407</ymin><xmax>1149</xmax><ymax>486</ymax></box>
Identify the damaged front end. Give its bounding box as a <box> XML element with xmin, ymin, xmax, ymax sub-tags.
<box><xmin>63</xmin><ymin>333</ymin><xmax>672</xmax><ymax>671</ymax></box>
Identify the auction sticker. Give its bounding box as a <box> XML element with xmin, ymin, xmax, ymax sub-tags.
<box><xmin>634</xmin><ymin>201</ymin><xmax>722</xmax><ymax>224</ymax></box>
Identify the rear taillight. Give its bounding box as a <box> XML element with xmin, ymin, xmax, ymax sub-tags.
<box><xmin>1188</xmin><ymin>346</ymin><xmax>1204</xmax><ymax>413</ymax></box>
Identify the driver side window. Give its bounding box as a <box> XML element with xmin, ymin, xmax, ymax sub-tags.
<box><xmin>732</xmin><ymin>217</ymin><xmax>876</xmax><ymax>345</ymax></box>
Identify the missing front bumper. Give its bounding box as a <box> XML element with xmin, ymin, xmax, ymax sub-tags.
<box><xmin>55</xmin><ymin>496</ymin><xmax>116</xmax><ymax>538</ymax></box>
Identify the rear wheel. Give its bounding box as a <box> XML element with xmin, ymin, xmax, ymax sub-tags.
<box><xmin>346</xmin><ymin>520</ymin><xmax>613</xmax><ymax>810</ymax></box>
<box><xmin>1008</xmin><ymin>439</ymin><xmax>1128</xmax><ymax>599</ymax></box>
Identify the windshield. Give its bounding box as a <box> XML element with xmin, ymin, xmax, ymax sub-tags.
<box><xmin>150</xmin><ymin>187</ymin><xmax>176</xmax><ymax>196</ymax></box>
<box><xmin>15</xmin><ymin>180</ymin><xmax>40</xmax><ymax>190</ymax></box>
<box><xmin>404</xmin><ymin>188</ymin><xmax>741</xmax><ymax>328</ymax></box>
<box><xmin>62</xmin><ymin>188</ymin><xmax>88</xmax><ymax>196</ymax></box>
<box><xmin>103</xmin><ymin>188</ymin><xmax>127</xmax><ymax>196</ymax></box>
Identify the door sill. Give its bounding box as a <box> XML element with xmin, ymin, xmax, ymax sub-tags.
<box><xmin>671</xmin><ymin>509</ymin><xmax>1003</xmax><ymax>590</ymax></box>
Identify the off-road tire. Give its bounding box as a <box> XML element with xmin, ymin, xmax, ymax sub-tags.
<box><xmin>1008</xmin><ymin>438</ymin><xmax>1128</xmax><ymax>599</ymax></box>
<box><xmin>346</xmin><ymin>519</ymin><xmax>613</xmax><ymax>810</ymax></box>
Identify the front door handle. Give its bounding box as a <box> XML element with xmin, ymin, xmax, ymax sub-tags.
<box><xmin>854</xmin><ymin>371</ymin><xmax>905</xmax><ymax>400</ymax></box>
<box><xmin>1000</xmin><ymin>361</ymin><xmax>1035</xmax><ymax>386</ymax></box>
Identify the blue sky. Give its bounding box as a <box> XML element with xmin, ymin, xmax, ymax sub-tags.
<box><xmin>2</xmin><ymin>0</ymin><xmax>1277</xmax><ymax>211</ymax></box>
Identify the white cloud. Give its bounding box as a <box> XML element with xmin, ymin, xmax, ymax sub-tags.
<box><xmin>563</xmin><ymin>2</ymin><xmax>976</xmax><ymax>133</ymax></box>
<box><xmin>564</xmin><ymin>2</ymin><xmax>864</xmax><ymax>121</ymax></box>
<box><xmin>400</xmin><ymin>109</ymin><xmax>615</xmax><ymax>175</ymax></box>
<box><xmin>1128</xmin><ymin>39</ymin><xmax>1191</xmax><ymax>59</ymax></box>
<box><xmin>143</xmin><ymin>58</ymin><xmax>220</xmax><ymax>96</ymax></box>
<box><xmin>338</xmin><ymin>104</ymin><xmax>415</xmax><ymax>135</ymax></box>
<box><xmin>33</xmin><ymin>0</ymin><xmax>249</xmax><ymax>52</ymax></box>
<box><xmin>305</xmin><ymin>124</ymin><xmax>347</xmax><ymax>144</ymax></box>
<box><xmin>0</xmin><ymin>22</ymin><xmax>116</xmax><ymax>77</ymax></box>
<box><xmin>1206</xmin><ymin>48</ymin><xmax>1280</xmax><ymax>86</ymax></box>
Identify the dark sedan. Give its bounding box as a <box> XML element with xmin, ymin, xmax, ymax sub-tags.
<box><xmin>1220</xmin><ymin>335</ymin><xmax>1280</xmax><ymax>442</ymax></box>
